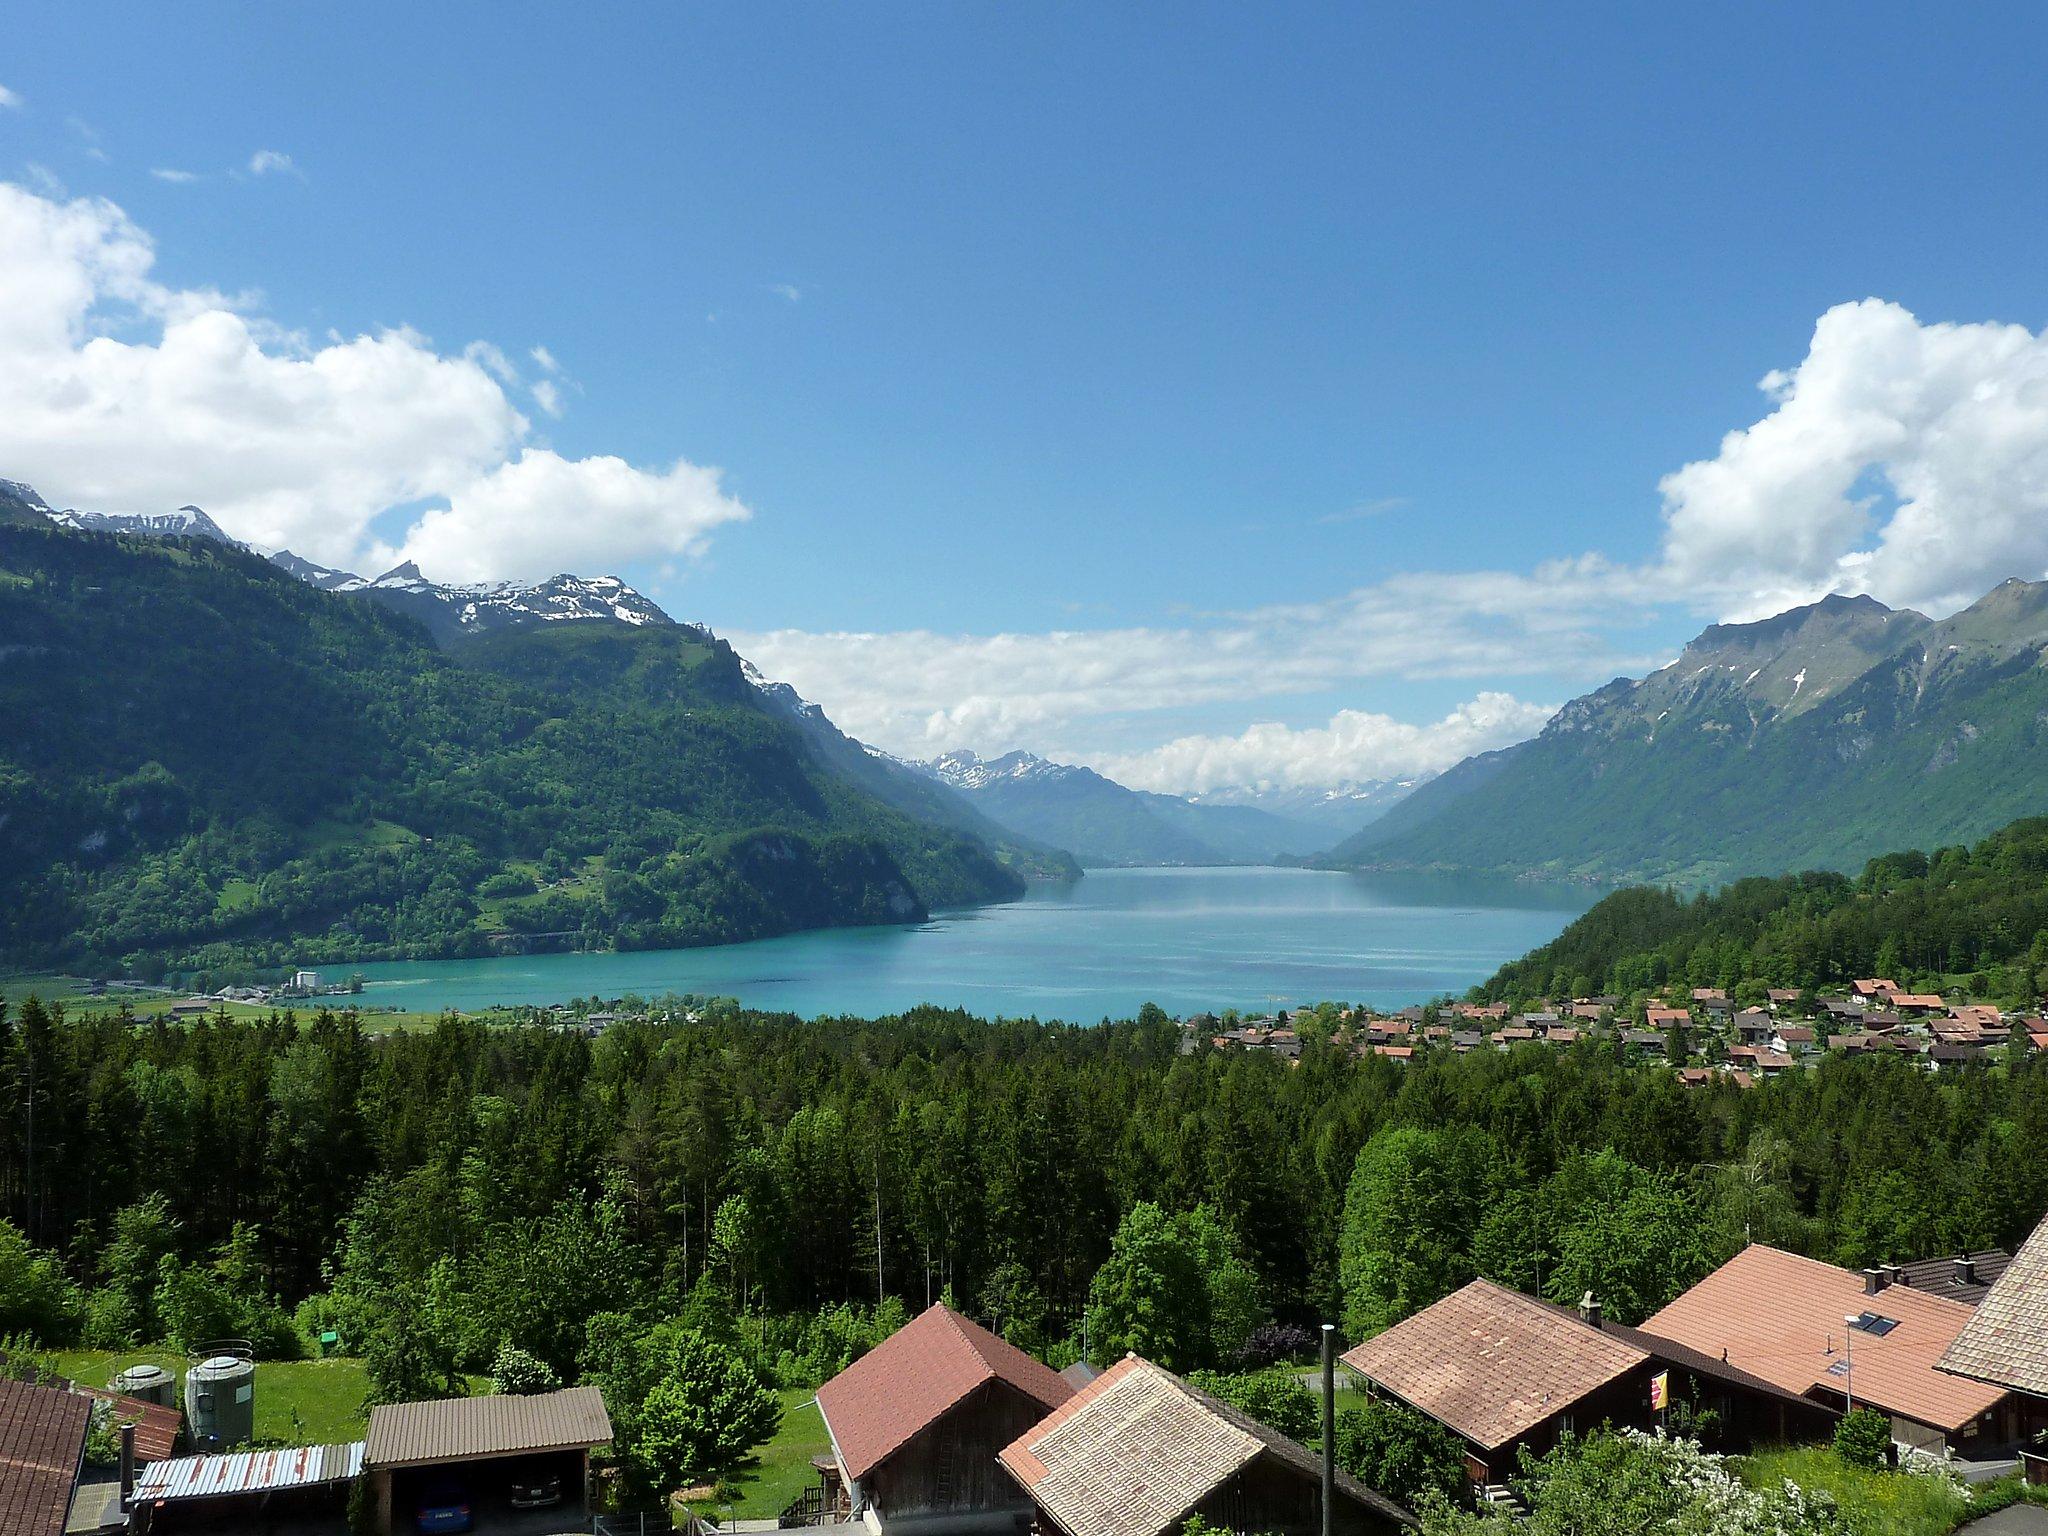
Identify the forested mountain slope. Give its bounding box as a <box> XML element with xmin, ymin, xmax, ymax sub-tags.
<box><xmin>0</xmin><ymin>523</ymin><xmax>1031</xmax><ymax>972</ymax></box>
<box><xmin>1324</xmin><ymin>584</ymin><xmax>2048</xmax><ymax>885</ymax></box>
<box><xmin>1476</xmin><ymin>816</ymin><xmax>2048</xmax><ymax>1003</ymax></box>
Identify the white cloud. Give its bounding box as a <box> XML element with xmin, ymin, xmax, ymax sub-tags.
<box><xmin>733</xmin><ymin>559</ymin><xmax>1655</xmax><ymax>770</ymax></box>
<box><xmin>0</xmin><ymin>180</ymin><xmax>750</xmax><ymax>579</ymax></box>
<box><xmin>767</xmin><ymin>282</ymin><xmax>802</xmax><ymax>303</ymax></box>
<box><xmin>1096</xmin><ymin>692</ymin><xmax>1558</xmax><ymax>793</ymax></box>
<box><xmin>373</xmin><ymin>450</ymin><xmax>748</xmax><ymax>584</ymax></box>
<box><xmin>529</xmin><ymin>344</ymin><xmax>560</xmax><ymax>372</ymax></box>
<box><xmin>1658</xmin><ymin>299</ymin><xmax>2048</xmax><ymax>618</ymax></box>
<box><xmin>0</xmin><ymin>85</ymin><xmax>23</xmax><ymax>111</ymax></box>
<box><xmin>150</xmin><ymin>168</ymin><xmax>201</xmax><ymax>184</ymax></box>
<box><xmin>246</xmin><ymin>149</ymin><xmax>299</xmax><ymax>178</ymax></box>
<box><xmin>530</xmin><ymin>378</ymin><xmax>563</xmax><ymax>418</ymax></box>
<box><xmin>1317</xmin><ymin>496</ymin><xmax>1408</xmax><ymax>525</ymax></box>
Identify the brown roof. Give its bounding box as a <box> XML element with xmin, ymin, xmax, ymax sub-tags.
<box><xmin>1891</xmin><ymin>1250</ymin><xmax>2012</xmax><ymax>1306</ymax></box>
<box><xmin>1341</xmin><ymin>1280</ymin><xmax>1647</xmax><ymax>1451</ymax></box>
<box><xmin>1942</xmin><ymin>1212</ymin><xmax>2048</xmax><ymax>1395</ymax></box>
<box><xmin>1641</xmin><ymin>1246</ymin><xmax>2006</xmax><ymax>1432</ymax></box>
<box><xmin>817</xmin><ymin>1304</ymin><xmax>1072</xmax><ymax>1482</ymax></box>
<box><xmin>1000</xmin><ymin>1355</ymin><xmax>1409</xmax><ymax>1536</ymax></box>
<box><xmin>70</xmin><ymin>1384</ymin><xmax>183</xmax><ymax>1464</ymax></box>
<box><xmin>363</xmin><ymin>1386</ymin><xmax>611</xmax><ymax>1469</ymax></box>
<box><xmin>0</xmin><ymin>1377</ymin><xmax>89</xmax><ymax>1536</ymax></box>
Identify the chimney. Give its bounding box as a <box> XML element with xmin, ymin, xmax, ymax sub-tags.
<box><xmin>1579</xmin><ymin>1291</ymin><xmax>1602</xmax><ymax>1329</ymax></box>
<box><xmin>1885</xmin><ymin>1264</ymin><xmax>1906</xmax><ymax>1288</ymax></box>
<box><xmin>1862</xmin><ymin>1267</ymin><xmax>1887</xmax><ymax>1295</ymax></box>
<box><xmin>118</xmin><ymin>1423</ymin><xmax>135</xmax><ymax>1512</ymax></box>
<box><xmin>1955</xmin><ymin>1254</ymin><xmax>1976</xmax><ymax>1285</ymax></box>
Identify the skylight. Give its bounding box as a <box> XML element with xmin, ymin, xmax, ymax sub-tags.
<box><xmin>1848</xmin><ymin>1312</ymin><xmax>1899</xmax><ymax>1337</ymax></box>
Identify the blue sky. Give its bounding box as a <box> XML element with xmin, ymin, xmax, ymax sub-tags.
<box><xmin>8</xmin><ymin>3</ymin><xmax>2048</xmax><ymax>791</ymax></box>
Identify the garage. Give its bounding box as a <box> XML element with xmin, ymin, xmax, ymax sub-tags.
<box><xmin>362</xmin><ymin>1388</ymin><xmax>612</xmax><ymax>1535</ymax></box>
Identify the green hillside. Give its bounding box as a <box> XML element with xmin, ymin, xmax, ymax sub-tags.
<box><xmin>0</xmin><ymin>524</ymin><xmax>1024</xmax><ymax>973</ymax></box>
<box><xmin>1476</xmin><ymin>815</ymin><xmax>2048</xmax><ymax>1003</ymax></box>
<box><xmin>1324</xmin><ymin>584</ymin><xmax>2048</xmax><ymax>886</ymax></box>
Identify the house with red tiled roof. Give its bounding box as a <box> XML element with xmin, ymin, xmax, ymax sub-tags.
<box><xmin>814</xmin><ymin>1303</ymin><xmax>1074</xmax><ymax>1533</ymax></box>
<box><xmin>1641</xmin><ymin>1245</ymin><xmax>2020</xmax><ymax>1457</ymax></box>
<box><xmin>1340</xmin><ymin>1280</ymin><xmax>1825</xmax><ymax>1491</ymax></box>
<box><xmin>1854</xmin><ymin>978</ymin><xmax>1900</xmax><ymax>997</ymax></box>
<box><xmin>1000</xmin><ymin>1354</ymin><xmax>1410</xmax><ymax>1536</ymax></box>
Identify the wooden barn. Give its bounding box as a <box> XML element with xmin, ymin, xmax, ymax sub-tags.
<box><xmin>999</xmin><ymin>1355</ymin><xmax>1412</xmax><ymax>1536</ymax></box>
<box><xmin>814</xmin><ymin>1303</ymin><xmax>1075</xmax><ymax>1534</ymax></box>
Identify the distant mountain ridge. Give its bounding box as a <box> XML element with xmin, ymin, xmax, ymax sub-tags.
<box><xmin>1321</xmin><ymin>579</ymin><xmax>2048</xmax><ymax>886</ymax></box>
<box><xmin>918</xmin><ymin>748</ymin><xmax>1342</xmax><ymax>866</ymax></box>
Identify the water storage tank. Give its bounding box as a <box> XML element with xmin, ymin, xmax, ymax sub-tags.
<box><xmin>111</xmin><ymin>1363</ymin><xmax>175</xmax><ymax>1408</ymax></box>
<box><xmin>185</xmin><ymin>1349</ymin><xmax>256</xmax><ymax>1449</ymax></box>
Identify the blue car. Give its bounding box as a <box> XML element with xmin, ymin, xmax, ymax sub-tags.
<box><xmin>414</xmin><ymin>1475</ymin><xmax>472</xmax><ymax>1534</ymax></box>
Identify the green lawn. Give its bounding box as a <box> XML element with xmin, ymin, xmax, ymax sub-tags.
<box><xmin>720</xmin><ymin>1388</ymin><xmax>830</xmax><ymax>1520</ymax></box>
<box><xmin>1738</xmin><ymin>1447</ymin><xmax>2044</xmax><ymax>1536</ymax></box>
<box><xmin>47</xmin><ymin>1349</ymin><xmax>495</xmax><ymax>1445</ymax></box>
<box><xmin>49</xmin><ymin>1349</ymin><xmax>378</xmax><ymax>1444</ymax></box>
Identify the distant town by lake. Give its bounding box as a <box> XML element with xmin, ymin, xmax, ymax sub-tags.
<box><xmin>341</xmin><ymin>865</ymin><xmax>1595</xmax><ymax>1021</ymax></box>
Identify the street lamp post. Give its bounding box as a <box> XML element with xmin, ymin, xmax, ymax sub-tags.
<box><xmin>1843</xmin><ymin>1315</ymin><xmax>1858</xmax><ymax>1416</ymax></box>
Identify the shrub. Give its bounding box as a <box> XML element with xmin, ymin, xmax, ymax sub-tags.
<box><xmin>1186</xmin><ymin>1369</ymin><xmax>1317</xmax><ymax>1442</ymax></box>
<box><xmin>1833</xmin><ymin>1408</ymin><xmax>1892</xmax><ymax>1470</ymax></box>
<box><xmin>1338</xmin><ymin>1399</ymin><xmax>1468</xmax><ymax>1509</ymax></box>
<box><xmin>1232</xmin><ymin>1322</ymin><xmax>1321</xmax><ymax>1370</ymax></box>
<box><xmin>490</xmin><ymin>1342</ymin><xmax>561</xmax><ymax>1396</ymax></box>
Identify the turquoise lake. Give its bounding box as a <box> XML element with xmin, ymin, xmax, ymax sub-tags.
<box><xmin>342</xmin><ymin>866</ymin><xmax>1594</xmax><ymax>1022</ymax></box>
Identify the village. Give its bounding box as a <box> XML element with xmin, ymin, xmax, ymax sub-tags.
<box><xmin>1192</xmin><ymin>976</ymin><xmax>2046</xmax><ymax>1083</ymax></box>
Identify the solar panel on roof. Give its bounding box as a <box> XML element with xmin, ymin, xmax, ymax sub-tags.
<box><xmin>1850</xmin><ymin>1312</ymin><xmax>1899</xmax><ymax>1337</ymax></box>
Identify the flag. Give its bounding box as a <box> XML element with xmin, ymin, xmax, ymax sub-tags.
<box><xmin>1649</xmin><ymin>1370</ymin><xmax>1670</xmax><ymax>1411</ymax></box>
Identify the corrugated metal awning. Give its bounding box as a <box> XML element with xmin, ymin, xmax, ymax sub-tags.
<box><xmin>364</xmin><ymin>1386</ymin><xmax>611</xmax><ymax>1469</ymax></box>
<box><xmin>134</xmin><ymin>1442</ymin><xmax>364</xmax><ymax>1502</ymax></box>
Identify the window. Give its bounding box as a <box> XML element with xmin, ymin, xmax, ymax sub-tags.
<box><xmin>1849</xmin><ymin>1312</ymin><xmax>1899</xmax><ymax>1337</ymax></box>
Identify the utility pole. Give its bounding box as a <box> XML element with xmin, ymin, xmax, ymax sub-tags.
<box><xmin>1321</xmin><ymin>1323</ymin><xmax>1336</xmax><ymax>1536</ymax></box>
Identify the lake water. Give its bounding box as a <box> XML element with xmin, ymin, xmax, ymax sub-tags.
<box><xmin>341</xmin><ymin>867</ymin><xmax>1593</xmax><ymax>1022</ymax></box>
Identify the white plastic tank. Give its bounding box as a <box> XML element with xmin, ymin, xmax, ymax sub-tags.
<box><xmin>111</xmin><ymin>1363</ymin><xmax>176</xmax><ymax>1408</ymax></box>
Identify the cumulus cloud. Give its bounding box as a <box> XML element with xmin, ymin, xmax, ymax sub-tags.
<box><xmin>1659</xmin><ymin>299</ymin><xmax>2048</xmax><ymax>618</ymax></box>
<box><xmin>1096</xmin><ymin>693</ymin><xmax>1558</xmax><ymax>793</ymax></box>
<box><xmin>372</xmin><ymin>450</ymin><xmax>748</xmax><ymax>584</ymax></box>
<box><xmin>0</xmin><ymin>181</ymin><xmax>750</xmax><ymax>578</ymax></box>
<box><xmin>246</xmin><ymin>149</ymin><xmax>299</xmax><ymax>178</ymax></box>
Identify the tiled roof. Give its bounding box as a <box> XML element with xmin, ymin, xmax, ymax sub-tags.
<box><xmin>69</xmin><ymin>1384</ymin><xmax>183</xmax><ymax>1464</ymax></box>
<box><xmin>1001</xmin><ymin>1356</ymin><xmax>1410</xmax><ymax>1536</ymax></box>
<box><xmin>1341</xmin><ymin>1280</ymin><xmax>1647</xmax><ymax>1451</ymax></box>
<box><xmin>1941</xmin><ymin>1213</ymin><xmax>2048</xmax><ymax>1395</ymax></box>
<box><xmin>817</xmin><ymin>1304</ymin><xmax>1072</xmax><ymax>1481</ymax></box>
<box><xmin>1641</xmin><ymin>1246</ymin><xmax>2005</xmax><ymax>1432</ymax></box>
<box><xmin>364</xmin><ymin>1386</ymin><xmax>610</xmax><ymax>1469</ymax></box>
<box><xmin>0</xmin><ymin>1377</ymin><xmax>89</xmax><ymax>1536</ymax></box>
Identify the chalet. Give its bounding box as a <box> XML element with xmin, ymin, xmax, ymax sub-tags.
<box><xmin>1496</xmin><ymin>1027</ymin><xmax>1537</xmax><ymax>1048</ymax></box>
<box><xmin>1854</xmin><ymin>978</ymin><xmax>1901</xmax><ymax>997</ymax></box>
<box><xmin>1951</xmin><ymin>1005</ymin><xmax>2004</xmax><ymax>1030</ymax></box>
<box><xmin>1690</xmin><ymin>989</ymin><xmax>1731</xmax><ymax>1018</ymax></box>
<box><xmin>1642</xmin><ymin>1245</ymin><xmax>2018</xmax><ymax>1458</ymax></box>
<box><xmin>1341</xmin><ymin>1281</ymin><xmax>1824</xmax><ymax>1493</ymax></box>
<box><xmin>1928</xmin><ymin>1043</ymin><xmax>1987</xmax><ymax>1071</ymax></box>
<box><xmin>1727</xmin><ymin>1046</ymin><xmax>1795</xmax><ymax>1076</ymax></box>
<box><xmin>1774</xmin><ymin>1025</ymin><xmax>1817</xmax><ymax>1054</ymax></box>
<box><xmin>1373</xmin><ymin>1045</ymin><xmax>1415</xmax><ymax>1064</ymax></box>
<box><xmin>1941</xmin><ymin>1210</ymin><xmax>2048</xmax><ymax>1409</ymax></box>
<box><xmin>1518</xmin><ymin>1011</ymin><xmax>1561</xmax><ymax>1029</ymax></box>
<box><xmin>815</xmin><ymin>1303</ymin><xmax>1074</xmax><ymax>1535</ymax></box>
<box><xmin>1422</xmin><ymin>1025</ymin><xmax>1452</xmax><ymax>1045</ymax></box>
<box><xmin>1547</xmin><ymin>1027</ymin><xmax>1581</xmax><ymax>1046</ymax></box>
<box><xmin>1450</xmin><ymin>1030</ymin><xmax>1483</xmax><ymax>1053</ymax></box>
<box><xmin>1733</xmin><ymin>1008</ymin><xmax>1775</xmax><ymax>1045</ymax></box>
<box><xmin>1622</xmin><ymin>1030</ymin><xmax>1667</xmax><ymax>1057</ymax></box>
<box><xmin>1929</xmin><ymin>1017</ymin><xmax>1992</xmax><ymax>1046</ymax></box>
<box><xmin>999</xmin><ymin>1355</ymin><xmax>1411</xmax><ymax>1536</ymax></box>
<box><xmin>1767</xmin><ymin>988</ymin><xmax>1804</xmax><ymax>1008</ymax></box>
<box><xmin>1892</xmin><ymin>993</ymin><xmax>1948</xmax><ymax>1014</ymax></box>
<box><xmin>1644</xmin><ymin>1007</ymin><xmax>1689</xmax><ymax>1030</ymax></box>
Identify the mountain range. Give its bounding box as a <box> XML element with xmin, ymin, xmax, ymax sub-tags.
<box><xmin>0</xmin><ymin>481</ymin><xmax>1073</xmax><ymax>972</ymax></box>
<box><xmin>1320</xmin><ymin>582</ymin><xmax>2048</xmax><ymax>886</ymax></box>
<box><xmin>915</xmin><ymin>749</ymin><xmax>1346</xmax><ymax>866</ymax></box>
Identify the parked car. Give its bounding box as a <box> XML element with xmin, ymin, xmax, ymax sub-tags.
<box><xmin>415</xmin><ymin>1475</ymin><xmax>472</xmax><ymax>1533</ymax></box>
<box><xmin>510</xmin><ymin>1472</ymin><xmax>564</xmax><ymax>1509</ymax></box>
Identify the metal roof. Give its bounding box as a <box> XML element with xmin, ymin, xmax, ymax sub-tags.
<box><xmin>133</xmin><ymin>1442</ymin><xmax>364</xmax><ymax>1503</ymax></box>
<box><xmin>364</xmin><ymin>1388</ymin><xmax>611</xmax><ymax>1469</ymax></box>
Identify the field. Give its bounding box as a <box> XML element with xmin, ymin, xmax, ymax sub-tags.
<box><xmin>0</xmin><ymin>972</ymin><xmax>499</xmax><ymax>1034</ymax></box>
